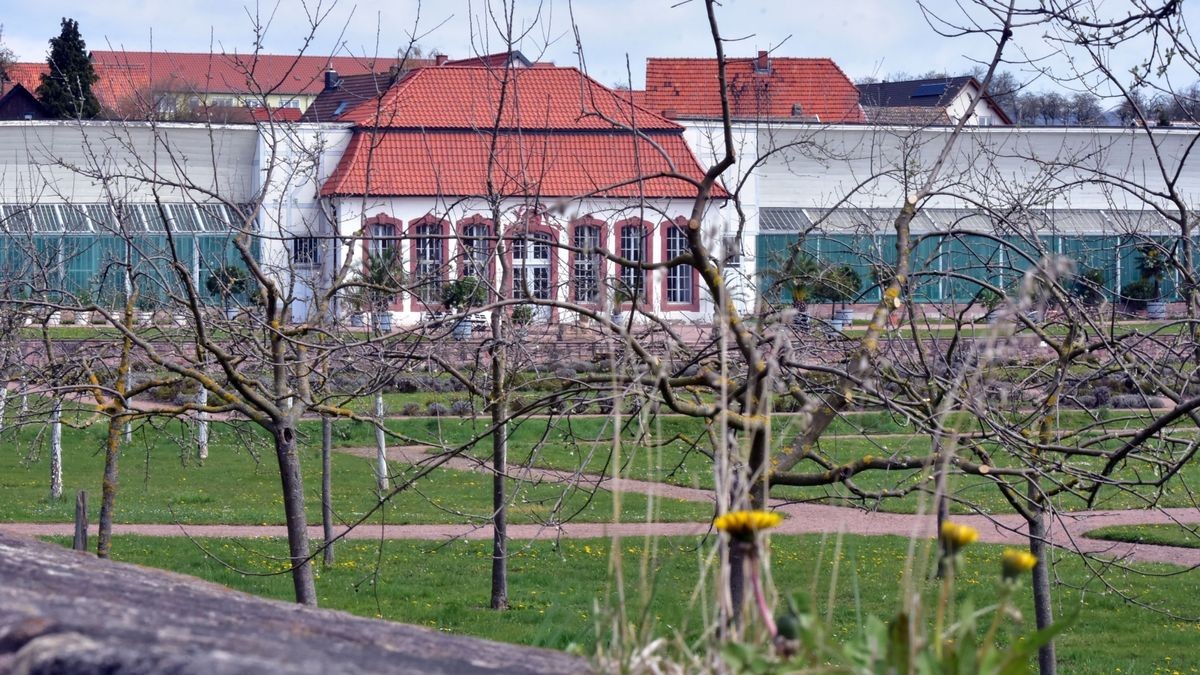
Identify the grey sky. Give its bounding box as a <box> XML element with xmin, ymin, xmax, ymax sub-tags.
<box><xmin>3</xmin><ymin>1</ymin><xmax>1196</xmax><ymax>93</ymax></box>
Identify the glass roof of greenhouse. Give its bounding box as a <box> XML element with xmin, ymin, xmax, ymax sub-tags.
<box><xmin>0</xmin><ymin>203</ymin><xmax>245</xmax><ymax>234</ymax></box>
<box><xmin>759</xmin><ymin>207</ymin><xmax>1181</xmax><ymax>235</ymax></box>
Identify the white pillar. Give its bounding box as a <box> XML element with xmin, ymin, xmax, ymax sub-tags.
<box><xmin>197</xmin><ymin>385</ymin><xmax>209</xmax><ymax>461</ymax></box>
<box><xmin>374</xmin><ymin>392</ymin><xmax>388</xmax><ymax>495</ymax></box>
<box><xmin>50</xmin><ymin>398</ymin><xmax>63</xmax><ymax>500</ymax></box>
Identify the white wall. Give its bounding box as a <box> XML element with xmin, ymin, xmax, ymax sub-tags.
<box><xmin>0</xmin><ymin>120</ymin><xmax>258</xmax><ymax>204</ymax></box>
<box><xmin>255</xmin><ymin>122</ymin><xmax>354</xmax><ymax>321</ymax></box>
<box><xmin>756</xmin><ymin>125</ymin><xmax>1200</xmax><ymax>222</ymax></box>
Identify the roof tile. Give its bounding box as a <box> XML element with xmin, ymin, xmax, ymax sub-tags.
<box><xmin>644</xmin><ymin>56</ymin><xmax>865</xmax><ymax>123</ymax></box>
<box><xmin>321</xmin><ymin>130</ymin><xmax>714</xmax><ymax>199</ymax></box>
<box><xmin>336</xmin><ymin>66</ymin><xmax>678</xmax><ymax>130</ymax></box>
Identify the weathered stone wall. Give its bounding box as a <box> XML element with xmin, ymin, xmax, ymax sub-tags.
<box><xmin>0</xmin><ymin>533</ymin><xmax>584</xmax><ymax>674</ymax></box>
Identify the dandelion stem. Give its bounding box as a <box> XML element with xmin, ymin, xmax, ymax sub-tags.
<box><xmin>748</xmin><ymin>547</ymin><xmax>777</xmax><ymax>637</ymax></box>
<box><xmin>934</xmin><ymin>563</ymin><xmax>953</xmax><ymax>657</ymax></box>
<box><xmin>980</xmin><ymin>583</ymin><xmax>1012</xmax><ymax>658</ymax></box>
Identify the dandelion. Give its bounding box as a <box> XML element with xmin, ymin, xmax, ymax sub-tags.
<box><xmin>715</xmin><ymin>509</ymin><xmax>783</xmax><ymax>637</ymax></box>
<box><xmin>714</xmin><ymin>509</ymin><xmax>783</xmax><ymax>542</ymax></box>
<box><xmin>1001</xmin><ymin>548</ymin><xmax>1038</xmax><ymax>580</ymax></box>
<box><xmin>939</xmin><ymin>521</ymin><xmax>978</xmax><ymax>555</ymax></box>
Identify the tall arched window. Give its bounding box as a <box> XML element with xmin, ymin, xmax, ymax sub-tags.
<box><xmin>459</xmin><ymin>217</ymin><xmax>491</xmax><ymax>279</ymax></box>
<box><xmin>410</xmin><ymin>216</ymin><xmax>446</xmax><ymax>302</ymax></box>
<box><xmin>572</xmin><ymin>223</ymin><xmax>601</xmax><ymax>303</ymax></box>
<box><xmin>665</xmin><ymin>225</ymin><xmax>692</xmax><ymax>304</ymax></box>
<box><xmin>618</xmin><ymin>222</ymin><xmax>646</xmax><ymax>299</ymax></box>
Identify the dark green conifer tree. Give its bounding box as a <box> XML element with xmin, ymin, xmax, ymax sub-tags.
<box><xmin>36</xmin><ymin>18</ymin><xmax>100</xmax><ymax>119</ymax></box>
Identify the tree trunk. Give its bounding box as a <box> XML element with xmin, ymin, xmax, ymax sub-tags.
<box><xmin>50</xmin><ymin>398</ymin><xmax>63</xmax><ymax>500</ymax></box>
<box><xmin>374</xmin><ymin>392</ymin><xmax>388</xmax><ymax>496</ymax></box>
<box><xmin>97</xmin><ymin>413</ymin><xmax>123</xmax><ymax>558</ymax></box>
<box><xmin>490</xmin><ymin>332</ymin><xmax>509</xmax><ymax>611</ymax></box>
<box><xmin>489</xmin><ymin>217</ymin><xmax>510</xmax><ymax>612</ymax></box>
<box><xmin>321</xmin><ymin>415</ymin><xmax>335</xmax><ymax>566</ymax></box>
<box><xmin>196</xmin><ymin>385</ymin><xmax>209</xmax><ymax>461</ymax></box>
<box><xmin>122</xmin><ymin>371</ymin><xmax>131</xmax><ymax>443</ymax></box>
<box><xmin>0</xmin><ymin>384</ymin><xmax>8</xmax><ymax>432</ymax></box>
<box><xmin>274</xmin><ymin>424</ymin><xmax>318</xmax><ymax>605</ymax></box>
<box><xmin>1028</xmin><ymin>506</ymin><xmax>1057</xmax><ymax>675</ymax></box>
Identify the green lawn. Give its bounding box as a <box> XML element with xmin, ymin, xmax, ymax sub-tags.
<box><xmin>0</xmin><ymin>421</ymin><xmax>711</xmax><ymax>526</ymax></box>
<box><xmin>7</xmin><ymin>406</ymin><xmax>1198</xmax><ymax>528</ymax></box>
<box><xmin>1088</xmin><ymin>524</ymin><xmax>1200</xmax><ymax>549</ymax></box>
<box><xmin>59</xmin><ymin>533</ymin><xmax>1200</xmax><ymax>673</ymax></box>
<box><xmin>355</xmin><ymin>414</ymin><xmax>1200</xmax><ymax>516</ymax></box>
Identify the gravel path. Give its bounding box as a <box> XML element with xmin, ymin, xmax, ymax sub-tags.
<box><xmin>4</xmin><ymin>442</ymin><xmax>1199</xmax><ymax>568</ymax></box>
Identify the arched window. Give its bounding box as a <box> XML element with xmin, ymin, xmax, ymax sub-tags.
<box><xmin>410</xmin><ymin>216</ymin><xmax>447</xmax><ymax>303</ymax></box>
<box><xmin>572</xmin><ymin>223</ymin><xmax>601</xmax><ymax>303</ymax></box>
<box><xmin>459</xmin><ymin>217</ymin><xmax>492</xmax><ymax>279</ymax></box>
<box><xmin>618</xmin><ymin>221</ymin><xmax>646</xmax><ymax>299</ymax></box>
<box><xmin>665</xmin><ymin>224</ymin><xmax>692</xmax><ymax>304</ymax></box>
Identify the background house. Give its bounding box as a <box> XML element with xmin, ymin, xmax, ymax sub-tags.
<box><xmin>0</xmin><ymin>83</ymin><xmax>49</xmax><ymax>120</ymax></box>
<box><xmin>3</xmin><ymin>51</ymin><xmax>431</xmax><ymax>120</ymax></box>
<box><xmin>857</xmin><ymin>76</ymin><xmax>1013</xmax><ymax>126</ymax></box>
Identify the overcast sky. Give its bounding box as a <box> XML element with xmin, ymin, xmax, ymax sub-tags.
<box><xmin>3</xmin><ymin>0</ymin><xmax>1197</xmax><ymax>93</ymax></box>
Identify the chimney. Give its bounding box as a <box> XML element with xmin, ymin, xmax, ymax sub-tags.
<box><xmin>756</xmin><ymin>50</ymin><xmax>770</xmax><ymax>73</ymax></box>
<box><xmin>661</xmin><ymin>108</ymin><xmax>676</xmax><ymax>119</ymax></box>
<box><xmin>435</xmin><ymin>53</ymin><xmax>449</xmax><ymax>66</ymax></box>
<box><xmin>323</xmin><ymin>68</ymin><xmax>340</xmax><ymax>91</ymax></box>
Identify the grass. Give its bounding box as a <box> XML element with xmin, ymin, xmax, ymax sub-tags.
<box><xmin>7</xmin><ymin>405</ymin><xmax>1199</xmax><ymax>528</ymax></box>
<box><xmin>0</xmin><ymin>421</ymin><xmax>711</xmax><ymax>526</ymax></box>
<box><xmin>58</xmin><ymin>533</ymin><xmax>1200</xmax><ymax>673</ymax></box>
<box><xmin>349</xmin><ymin>413</ymin><xmax>1200</xmax><ymax>516</ymax></box>
<box><xmin>1088</xmin><ymin>524</ymin><xmax>1200</xmax><ymax>549</ymax></box>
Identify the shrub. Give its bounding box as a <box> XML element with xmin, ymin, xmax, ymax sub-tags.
<box><xmin>1121</xmin><ymin>278</ymin><xmax>1155</xmax><ymax>310</ymax></box>
<box><xmin>1092</xmin><ymin>384</ymin><xmax>1112</xmax><ymax>407</ymax></box>
<box><xmin>554</xmin><ymin>366</ymin><xmax>577</xmax><ymax>379</ymax></box>
<box><xmin>1072</xmin><ymin>267</ymin><xmax>1107</xmax><ymax>305</ymax></box>
<box><xmin>400</xmin><ymin>403</ymin><xmax>421</xmax><ymax>417</ymax></box>
<box><xmin>1110</xmin><ymin>394</ymin><xmax>1170</xmax><ymax>409</ymax></box>
<box><xmin>448</xmin><ymin>399</ymin><xmax>474</xmax><ymax>416</ymax></box>
<box><xmin>425</xmin><ymin>402</ymin><xmax>449</xmax><ymax>417</ymax></box>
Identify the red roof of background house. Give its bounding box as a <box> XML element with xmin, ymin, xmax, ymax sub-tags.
<box><xmin>320</xmin><ymin>65</ymin><xmax>723</xmax><ymax>199</ymax></box>
<box><xmin>3</xmin><ymin>60</ymin><xmax>151</xmax><ymax>112</ymax></box>
<box><xmin>644</xmin><ymin>54</ymin><xmax>866</xmax><ymax>123</ymax></box>
<box><xmin>5</xmin><ymin>51</ymin><xmax>430</xmax><ymax>114</ymax></box>
<box><xmin>336</xmin><ymin>66</ymin><xmax>679</xmax><ymax>131</ymax></box>
<box><xmin>321</xmin><ymin>130</ymin><xmax>711</xmax><ymax>198</ymax></box>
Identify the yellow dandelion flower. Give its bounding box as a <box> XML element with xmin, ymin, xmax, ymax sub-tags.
<box><xmin>714</xmin><ymin>509</ymin><xmax>783</xmax><ymax>541</ymax></box>
<box><xmin>940</xmin><ymin>521</ymin><xmax>979</xmax><ymax>554</ymax></box>
<box><xmin>1001</xmin><ymin>548</ymin><xmax>1038</xmax><ymax>579</ymax></box>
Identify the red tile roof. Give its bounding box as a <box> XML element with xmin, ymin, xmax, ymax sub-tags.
<box><xmin>644</xmin><ymin>55</ymin><xmax>866</xmax><ymax>123</ymax></box>
<box><xmin>337</xmin><ymin>66</ymin><xmax>679</xmax><ymax>131</ymax></box>
<box><xmin>321</xmin><ymin>130</ymin><xmax>714</xmax><ymax>199</ymax></box>
<box><xmin>4</xmin><ymin>60</ymin><xmax>151</xmax><ymax>112</ymax></box>
<box><xmin>92</xmin><ymin>51</ymin><xmax>427</xmax><ymax>98</ymax></box>
<box><xmin>5</xmin><ymin>52</ymin><xmax>431</xmax><ymax>114</ymax></box>
<box><xmin>320</xmin><ymin>66</ymin><xmax>722</xmax><ymax>199</ymax></box>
